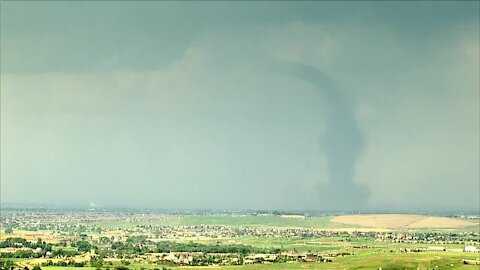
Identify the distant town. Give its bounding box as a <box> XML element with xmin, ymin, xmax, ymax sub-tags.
<box><xmin>0</xmin><ymin>208</ymin><xmax>479</xmax><ymax>269</ymax></box>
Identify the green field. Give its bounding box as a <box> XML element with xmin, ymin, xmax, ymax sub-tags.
<box><xmin>13</xmin><ymin>235</ymin><xmax>480</xmax><ymax>270</ymax></box>
<box><xmin>4</xmin><ymin>214</ymin><xmax>479</xmax><ymax>270</ymax></box>
<box><xmin>21</xmin><ymin>251</ymin><xmax>480</xmax><ymax>270</ymax></box>
<box><xmin>88</xmin><ymin>216</ymin><xmax>352</xmax><ymax>229</ymax></box>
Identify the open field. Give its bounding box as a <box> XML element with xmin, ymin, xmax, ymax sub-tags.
<box><xmin>20</xmin><ymin>250</ymin><xmax>480</xmax><ymax>270</ymax></box>
<box><xmin>88</xmin><ymin>215</ymin><xmax>349</xmax><ymax>229</ymax></box>
<box><xmin>87</xmin><ymin>214</ymin><xmax>478</xmax><ymax>231</ymax></box>
<box><xmin>2</xmin><ymin>210</ymin><xmax>479</xmax><ymax>270</ymax></box>
<box><xmin>331</xmin><ymin>214</ymin><xmax>478</xmax><ymax>229</ymax></box>
<box><xmin>15</xmin><ymin>246</ymin><xmax>480</xmax><ymax>270</ymax></box>
<box><xmin>0</xmin><ymin>231</ymin><xmax>67</xmax><ymax>243</ymax></box>
<box><xmin>13</xmin><ymin>234</ymin><xmax>480</xmax><ymax>269</ymax></box>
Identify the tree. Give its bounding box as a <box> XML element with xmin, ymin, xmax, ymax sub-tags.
<box><xmin>76</xmin><ymin>241</ymin><xmax>92</xmax><ymax>252</ymax></box>
<box><xmin>32</xmin><ymin>266</ymin><xmax>41</xmax><ymax>270</ymax></box>
<box><xmin>90</xmin><ymin>258</ymin><xmax>103</xmax><ymax>268</ymax></box>
<box><xmin>2</xmin><ymin>260</ymin><xmax>15</xmax><ymax>270</ymax></box>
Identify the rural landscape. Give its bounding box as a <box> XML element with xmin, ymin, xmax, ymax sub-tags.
<box><xmin>0</xmin><ymin>208</ymin><xmax>479</xmax><ymax>269</ymax></box>
<box><xmin>1</xmin><ymin>1</ymin><xmax>479</xmax><ymax>269</ymax></box>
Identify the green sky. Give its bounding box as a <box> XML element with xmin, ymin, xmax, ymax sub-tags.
<box><xmin>1</xmin><ymin>1</ymin><xmax>479</xmax><ymax>211</ymax></box>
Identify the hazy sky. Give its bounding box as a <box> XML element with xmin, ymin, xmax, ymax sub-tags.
<box><xmin>1</xmin><ymin>2</ymin><xmax>479</xmax><ymax>211</ymax></box>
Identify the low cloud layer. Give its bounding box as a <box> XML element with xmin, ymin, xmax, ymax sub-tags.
<box><xmin>1</xmin><ymin>2</ymin><xmax>478</xmax><ymax>211</ymax></box>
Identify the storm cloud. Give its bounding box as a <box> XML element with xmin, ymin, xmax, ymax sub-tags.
<box><xmin>1</xmin><ymin>2</ymin><xmax>478</xmax><ymax>211</ymax></box>
<box><xmin>275</xmin><ymin>62</ymin><xmax>369</xmax><ymax>210</ymax></box>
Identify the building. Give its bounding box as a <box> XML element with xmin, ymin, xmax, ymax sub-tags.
<box><xmin>464</xmin><ymin>246</ymin><xmax>480</xmax><ymax>253</ymax></box>
<box><xmin>427</xmin><ymin>246</ymin><xmax>445</xmax><ymax>251</ymax></box>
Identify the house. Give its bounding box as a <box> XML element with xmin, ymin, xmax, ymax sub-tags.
<box><xmin>303</xmin><ymin>253</ymin><xmax>316</xmax><ymax>262</ymax></box>
<box><xmin>464</xmin><ymin>246</ymin><xmax>480</xmax><ymax>253</ymax></box>
<box><xmin>427</xmin><ymin>246</ymin><xmax>445</xmax><ymax>251</ymax></box>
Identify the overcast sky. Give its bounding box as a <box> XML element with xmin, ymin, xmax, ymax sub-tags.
<box><xmin>1</xmin><ymin>2</ymin><xmax>478</xmax><ymax>211</ymax></box>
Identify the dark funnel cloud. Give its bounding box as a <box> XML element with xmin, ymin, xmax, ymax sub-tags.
<box><xmin>273</xmin><ymin>61</ymin><xmax>369</xmax><ymax>211</ymax></box>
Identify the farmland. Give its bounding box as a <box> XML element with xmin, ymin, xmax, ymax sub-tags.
<box><xmin>331</xmin><ymin>215</ymin><xmax>476</xmax><ymax>229</ymax></box>
<box><xmin>0</xmin><ymin>209</ymin><xmax>479</xmax><ymax>270</ymax></box>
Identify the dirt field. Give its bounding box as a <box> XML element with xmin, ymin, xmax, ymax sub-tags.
<box><xmin>0</xmin><ymin>233</ymin><xmax>67</xmax><ymax>243</ymax></box>
<box><xmin>331</xmin><ymin>214</ymin><xmax>478</xmax><ymax>229</ymax></box>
